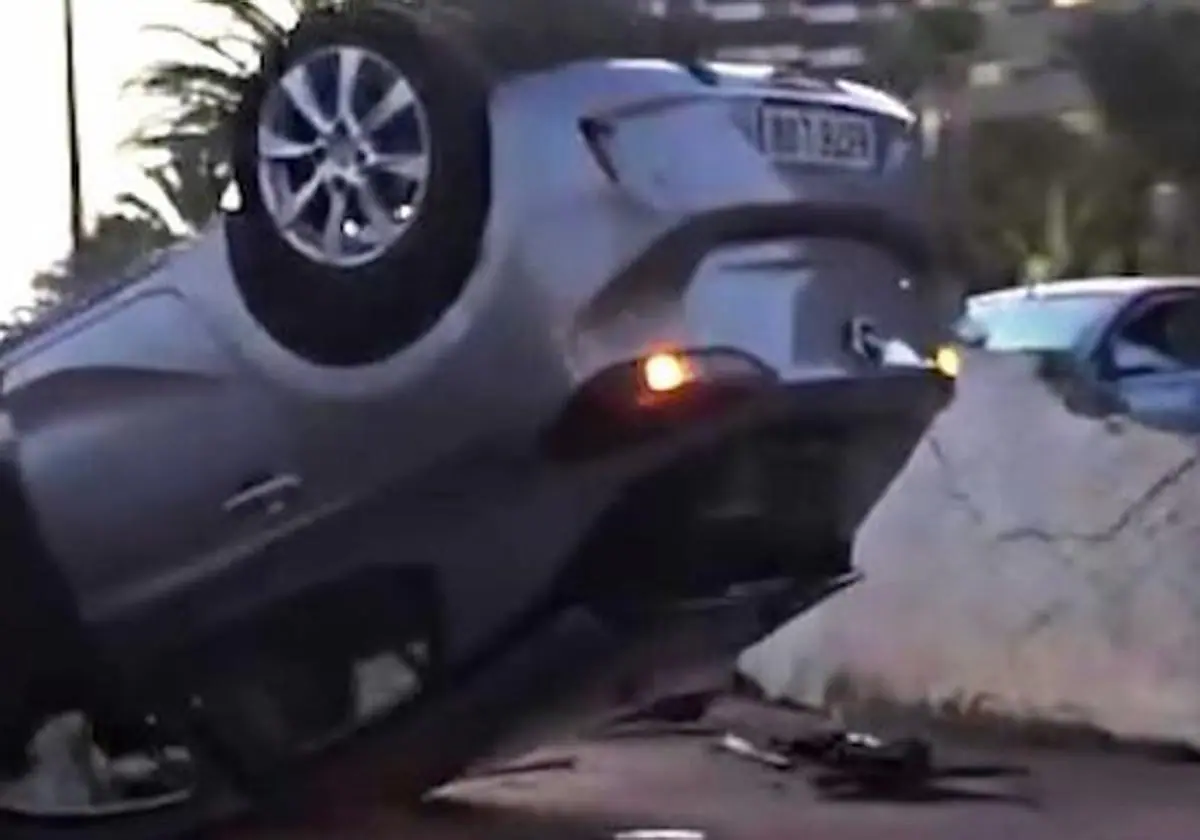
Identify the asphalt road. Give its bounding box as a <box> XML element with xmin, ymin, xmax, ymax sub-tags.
<box><xmin>223</xmin><ymin>697</ymin><xmax>1200</xmax><ymax>840</ymax></box>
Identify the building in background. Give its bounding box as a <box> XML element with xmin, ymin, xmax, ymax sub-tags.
<box><xmin>963</xmin><ymin>0</ymin><xmax>1200</xmax><ymax>123</ymax></box>
<box><xmin>961</xmin><ymin>0</ymin><xmax>1093</xmax><ymax>123</ymax></box>
<box><xmin>638</xmin><ymin>0</ymin><xmax>905</xmax><ymax>77</ymax></box>
<box><xmin>633</xmin><ymin>0</ymin><xmax>1197</xmax><ymax>123</ymax></box>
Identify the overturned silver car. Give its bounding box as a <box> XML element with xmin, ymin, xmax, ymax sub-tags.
<box><xmin>0</xmin><ymin>3</ymin><xmax>953</xmax><ymax>835</ymax></box>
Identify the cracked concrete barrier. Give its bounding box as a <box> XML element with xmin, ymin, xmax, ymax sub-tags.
<box><xmin>739</xmin><ymin>349</ymin><xmax>1200</xmax><ymax>747</ymax></box>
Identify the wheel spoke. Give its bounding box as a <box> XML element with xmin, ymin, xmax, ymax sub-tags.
<box><xmin>258</xmin><ymin>126</ymin><xmax>318</xmax><ymax>160</ymax></box>
<box><xmin>357</xmin><ymin>181</ymin><xmax>399</xmax><ymax>241</ymax></box>
<box><xmin>322</xmin><ymin>187</ymin><xmax>349</xmax><ymax>259</ymax></box>
<box><xmin>281</xmin><ymin>66</ymin><xmax>333</xmax><ymax>134</ymax></box>
<box><xmin>278</xmin><ymin>170</ymin><xmax>325</xmax><ymax>227</ymax></box>
<box><xmin>336</xmin><ymin>47</ymin><xmax>365</xmax><ymax>123</ymax></box>
<box><xmin>371</xmin><ymin>151</ymin><xmax>429</xmax><ymax>181</ymax></box>
<box><xmin>361</xmin><ymin>77</ymin><xmax>417</xmax><ymax>133</ymax></box>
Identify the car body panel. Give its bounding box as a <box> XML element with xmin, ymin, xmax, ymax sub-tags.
<box><xmin>4</xmin><ymin>290</ymin><xmax>301</xmax><ymax>614</ymax></box>
<box><xmin>1117</xmin><ymin>371</ymin><xmax>1200</xmax><ymax>428</ymax></box>
<box><xmin>968</xmin><ymin>276</ymin><xmax>1200</xmax><ymax>307</ymax></box>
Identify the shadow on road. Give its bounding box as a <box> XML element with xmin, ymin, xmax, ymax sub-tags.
<box><xmin>810</xmin><ymin>762</ymin><xmax>1038</xmax><ymax>808</ymax></box>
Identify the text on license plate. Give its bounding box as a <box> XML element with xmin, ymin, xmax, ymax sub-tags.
<box><xmin>756</xmin><ymin>104</ymin><xmax>876</xmax><ymax>170</ymax></box>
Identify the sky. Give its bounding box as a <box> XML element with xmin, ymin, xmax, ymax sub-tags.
<box><xmin>0</xmin><ymin>0</ymin><xmax>242</xmax><ymax>316</ymax></box>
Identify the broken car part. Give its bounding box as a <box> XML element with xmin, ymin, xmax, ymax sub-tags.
<box><xmin>715</xmin><ymin>732</ymin><xmax>794</xmax><ymax>770</ymax></box>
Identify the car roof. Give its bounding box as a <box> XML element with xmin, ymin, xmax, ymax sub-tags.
<box><xmin>969</xmin><ymin>276</ymin><xmax>1200</xmax><ymax>308</ymax></box>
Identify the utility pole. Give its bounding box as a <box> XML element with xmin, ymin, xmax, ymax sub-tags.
<box><xmin>63</xmin><ymin>0</ymin><xmax>85</xmax><ymax>253</ymax></box>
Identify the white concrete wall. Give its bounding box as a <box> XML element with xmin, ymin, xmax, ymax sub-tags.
<box><xmin>740</xmin><ymin>350</ymin><xmax>1200</xmax><ymax>747</ymax></box>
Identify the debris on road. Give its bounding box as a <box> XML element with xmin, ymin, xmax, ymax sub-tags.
<box><xmin>714</xmin><ymin>732</ymin><xmax>793</xmax><ymax>770</ymax></box>
<box><xmin>448</xmin><ymin>685</ymin><xmax>1040</xmax><ymax>810</ymax></box>
<box><xmin>776</xmin><ymin>730</ymin><xmax>934</xmax><ymax>777</ymax></box>
<box><xmin>590</xmin><ymin>685</ymin><xmax>1029</xmax><ymax>802</ymax></box>
<box><xmin>707</xmin><ymin>708</ymin><xmax>1036</xmax><ymax>805</ymax></box>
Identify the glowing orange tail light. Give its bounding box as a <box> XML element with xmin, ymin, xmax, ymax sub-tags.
<box><xmin>641</xmin><ymin>352</ymin><xmax>695</xmax><ymax>393</ymax></box>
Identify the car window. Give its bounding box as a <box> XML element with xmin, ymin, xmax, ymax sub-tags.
<box><xmin>1107</xmin><ymin>296</ymin><xmax>1200</xmax><ymax>376</ymax></box>
<box><xmin>959</xmin><ymin>293</ymin><xmax>1119</xmax><ymax>352</ymax></box>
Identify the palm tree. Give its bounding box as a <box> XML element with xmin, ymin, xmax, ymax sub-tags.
<box><xmin>125</xmin><ymin>0</ymin><xmax>353</xmax><ymax>227</ymax></box>
<box><xmin>1066</xmin><ymin>6</ymin><xmax>1200</xmax><ymax>271</ymax></box>
<box><xmin>867</xmin><ymin>3</ymin><xmax>984</xmax><ymax>294</ymax></box>
<box><xmin>29</xmin><ymin>208</ymin><xmax>179</xmax><ymax>304</ymax></box>
<box><xmin>120</xmin><ymin>132</ymin><xmax>237</xmax><ymax>232</ymax></box>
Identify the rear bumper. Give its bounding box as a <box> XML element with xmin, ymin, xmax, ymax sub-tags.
<box><xmin>699</xmin><ymin>366</ymin><xmax>955</xmax><ymax>539</ymax></box>
<box><xmin>542</xmin><ymin>364</ymin><xmax>952</xmax><ymax>620</ymax></box>
<box><xmin>722</xmin><ymin>362</ymin><xmax>953</xmax><ymax>434</ymax></box>
<box><xmin>550</xmin><ymin>359</ymin><xmax>952</xmax><ymax>456</ymax></box>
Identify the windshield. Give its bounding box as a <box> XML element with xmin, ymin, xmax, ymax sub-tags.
<box><xmin>958</xmin><ymin>293</ymin><xmax>1120</xmax><ymax>352</ymax></box>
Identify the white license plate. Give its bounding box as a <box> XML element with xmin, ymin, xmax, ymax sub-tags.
<box><xmin>756</xmin><ymin>104</ymin><xmax>876</xmax><ymax>170</ymax></box>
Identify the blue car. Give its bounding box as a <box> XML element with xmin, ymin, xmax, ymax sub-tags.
<box><xmin>956</xmin><ymin>276</ymin><xmax>1200</xmax><ymax>431</ymax></box>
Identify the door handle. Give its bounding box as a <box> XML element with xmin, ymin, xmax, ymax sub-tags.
<box><xmin>223</xmin><ymin>473</ymin><xmax>303</xmax><ymax>517</ymax></box>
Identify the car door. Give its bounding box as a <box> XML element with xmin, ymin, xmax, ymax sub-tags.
<box><xmin>1098</xmin><ymin>290</ymin><xmax>1200</xmax><ymax>432</ymax></box>
<box><xmin>3</xmin><ymin>290</ymin><xmax>307</xmax><ymax>626</ymax></box>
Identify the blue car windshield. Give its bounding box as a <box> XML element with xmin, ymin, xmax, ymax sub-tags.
<box><xmin>960</xmin><ymin>293</ymin><xmax>1119</xmax><ymax>352</ymax></box>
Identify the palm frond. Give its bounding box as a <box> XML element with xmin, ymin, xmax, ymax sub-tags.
<box><xmin>129</xmin><ymin>128</ymin><xmax>232</xmax><ymax>163</ymax></box>
<box><xmin>127</xmin><ymin>61</ymin><xmax>247</xmax><ymax>102</ymax></box>
<box><xmin>187</xmin><ymin>0</ymin><xmax>292</xmax><ymax>44</ymax></box>
<box><xmin>141</xmin><ymin>23</ymin><xmax>258</xmax><ymax>74</ymax></box>
<box><xmin>131</xmin><ymin>94</ymin><xmax>240</xmax><ymax>136</ymax></box>
<box><xmin>124</xmin><ymin>99</ymin><xmax>238</xmax><ymax>153</ymax></box>
<box><xmin>148</xmin><ymin>170</ymin><xmax>221</xmax><ymax>231</ymax></box>
<box><xmin>114</xmin><ymin>192</ymin><xmax>176</xmax><ymax>234</ymax></box>
<box><xmin>131</xmin><ymin>130</ymin><xmax>231</xmax><ymax>230</ymax></box>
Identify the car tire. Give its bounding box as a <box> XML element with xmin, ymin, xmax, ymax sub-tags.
<box><xmin>225</xmin><ymin>6</ymin><xmax>491</xmax><ymax>366</ymax></box>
